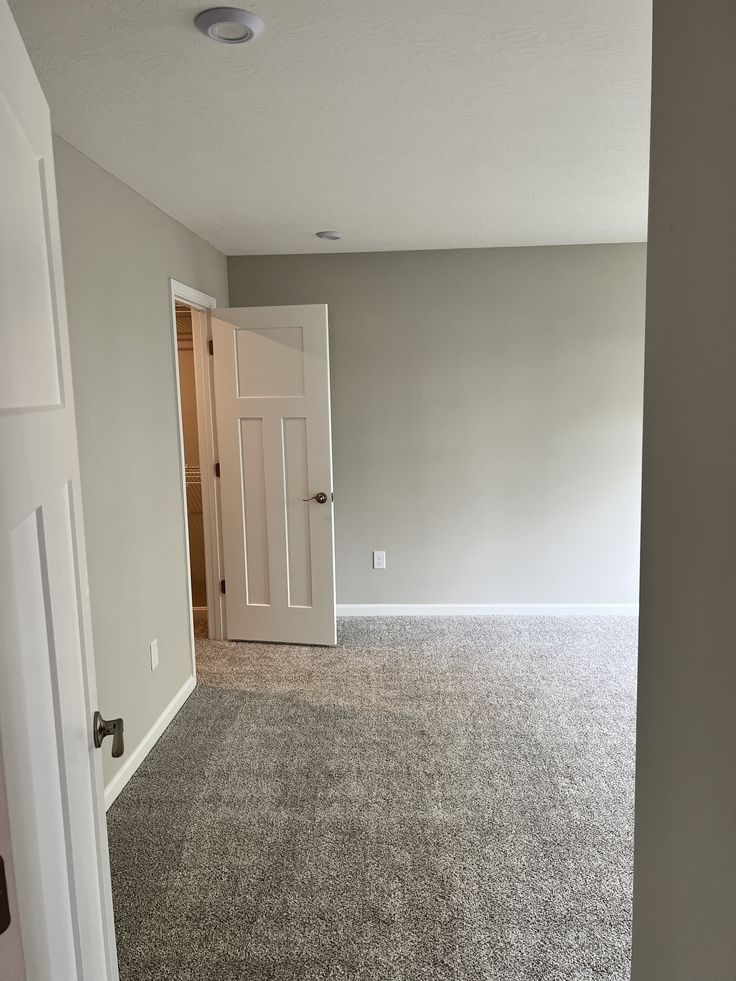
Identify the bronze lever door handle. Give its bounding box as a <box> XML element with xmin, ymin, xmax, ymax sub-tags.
<box><xmin>93</xmin><ymin>710</ymin><xmax>125</xmax><ymax>758</ymax></box>
<box><xmin>303</xmin><ymin>492</ymin><xmax>328</xmax><ymax>504</ymax></box>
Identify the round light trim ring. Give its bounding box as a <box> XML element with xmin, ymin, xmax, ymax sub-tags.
<box><xmin>195</xmin><ymin>7</ymin><xmax>265</xmax><ymax>44</ymax></box>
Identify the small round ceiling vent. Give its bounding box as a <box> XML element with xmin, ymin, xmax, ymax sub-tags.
<box><xmin>316</xmin><ymin>231</ymin><xmax>343</xmax><ymax>241</ymax></box>
<box><xmin>195</xmin><ymin>7</ymin><xmax>265</xmax><ymax>44</ymax></box>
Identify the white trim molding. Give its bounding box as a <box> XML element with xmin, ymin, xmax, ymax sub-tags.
<box><xmin>169</xmin><ymin>279</ymin><xmax>217</xmax><ymax>311</ymax></box>
<box><xmin>104</xmin><ymin>675</ymin><xmax>196</xmax><ymax>810</ymax></box>
<box><xmin>337</xmin><ymin>603</ymin><xmax>639</xmax><ymax>617</ymax></box>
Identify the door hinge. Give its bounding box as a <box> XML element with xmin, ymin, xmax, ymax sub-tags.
<box><xmin>220</xmin><ymin>579</ymin><xmax>226</xmax><ymax>594</ymax></box>
<box><xmin>215</xmin><ymin>462</ymin><xmax>221</xmax><ymax>478</ymax></box>
<box><xmin>208</xmin><ymin>338</ymin><xmax>214</xmax><ymax>356</ymax></box>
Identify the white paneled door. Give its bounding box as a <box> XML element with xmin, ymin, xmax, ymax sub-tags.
<box><xmin>0</xmin><ymin>2</ymin><xmax>118</xmax><ymax>979</ymax></box>
<box><xmin>212</xmin><ymin>305</ymin><xmax>336</xmax><ymax>645</ymax></box>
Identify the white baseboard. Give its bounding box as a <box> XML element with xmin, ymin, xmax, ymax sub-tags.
<box><xmin>104</xmin><ymin>674</ymin><xmax>196</xmax><ymax>810</ymax></box>
<box><xmin>337</xmin><ymin>603</ymin><xmax>639</xmax><ymax>617</ymax></box>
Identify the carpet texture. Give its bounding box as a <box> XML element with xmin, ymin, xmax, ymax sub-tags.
<box><xmin>108</xmin><ymin>616</ymin><xmax>637</xmax><ymax>981</ymax></box>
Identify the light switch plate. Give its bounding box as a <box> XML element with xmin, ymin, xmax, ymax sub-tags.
<box><xmin>150</xmin><ymin>638</ymin><xmax>159</xmax><ymax>671</ymax></box>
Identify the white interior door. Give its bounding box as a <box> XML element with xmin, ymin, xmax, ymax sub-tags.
<box><xmin>0</xmin><ymin>3</ymin><xmax>118</xmax><ymax>979</ymax></box>
<box><xmin>212</xmin><ymin>305</ymin><xmax>336</xmax><ymax>645</ymax></box>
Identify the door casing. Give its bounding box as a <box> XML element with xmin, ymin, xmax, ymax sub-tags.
<box><xmin>168</xmin><ymin>279</ymin><xmax>225</xmax><ymax>643</ymax></box>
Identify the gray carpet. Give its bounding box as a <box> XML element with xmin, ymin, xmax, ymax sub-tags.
<box><xmin>108</xmin><ymin>616</ymin><xmax>637</xmax><ymax>981</ymax></box>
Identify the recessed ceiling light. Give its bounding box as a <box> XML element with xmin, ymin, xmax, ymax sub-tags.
<box><xmin>316</xmin><ymin>231</ymin><xmax>343</xmax><ymax>241</ymax></box>
<box><xmin>194</xmin><ymin>7</ymin><xmax>265</xmax><ymax>44</ymax></box>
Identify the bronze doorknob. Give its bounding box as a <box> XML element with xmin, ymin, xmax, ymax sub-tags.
<box><xmin>302</xmin><ymin>492</ymin><xmax>328</xmax><ymax>504</ymax></box>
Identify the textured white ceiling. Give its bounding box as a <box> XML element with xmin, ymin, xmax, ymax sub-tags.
<box><xmin>11</xmin><ymin>0</ymin><xmax>651</xmax><ymax>255</ymax></box>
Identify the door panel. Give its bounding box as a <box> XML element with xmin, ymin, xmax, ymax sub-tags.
<box><xmin>240</xmin><ymin>417</ymin><xmax>270</xmax><ymax>605</ymax></box>
<box><xmin>0</xmin><ymin>102</ymin><xmax>61</xmax><ymax>411</ymax></box>
<box><xmin>0</xmin><ymin>2</ymin><xmax>118</xmax><ymax>978</ymax></box>
<box><xmin>212</xmin><ymin>305</ymin><xmax>336</xmax><ymax>645</ymax></box>
<box><xmin>283</xmin><ymin>417</ymin><xmax>313</xmax><ymax>608</ymax></box>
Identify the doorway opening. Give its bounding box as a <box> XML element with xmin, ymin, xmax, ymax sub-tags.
<box><xmin>176</xmin><ymin>305</ymin><xmax>208</xmax><ymax>636</ymax></box>
<box><xmin>169</xmin><ymin>280</ymin><xmax>225</xmax><ymax>649</ymax></box>
<box><xmin>169</xmin><ymin>291</ymin><xmax>337</xmax><ymax>649</ymax></box>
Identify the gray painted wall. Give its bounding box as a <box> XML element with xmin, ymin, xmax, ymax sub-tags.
<box><xmin>228</xmin><ymin>245</ymin><xmax>646</xmax><ymax>606</ymax></box>
<box><xmin>631</xmin><ymin>2</ymin><xmax>736</xmax><ymax>977</ymax></box>
<box><xmin>54</xmin><ymin>138</ymin><xmax>228</xmax><ymax>786</ymax></box>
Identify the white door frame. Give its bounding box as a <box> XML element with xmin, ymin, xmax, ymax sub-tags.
<box><xmin>168</xmin><ymin>280</ymin><xmax>225</xmax><ymax>649</ymax></box>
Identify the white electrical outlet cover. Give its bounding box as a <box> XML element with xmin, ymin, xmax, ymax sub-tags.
<box><xmin>150</xmin><ymin>638</ymin><xmax>159</xmax><ymax>670</ymax></box>
<box><xmin>373</xmin><ymin>550</ymin><xmax>386</xmax><ymax>570</ymax></box>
